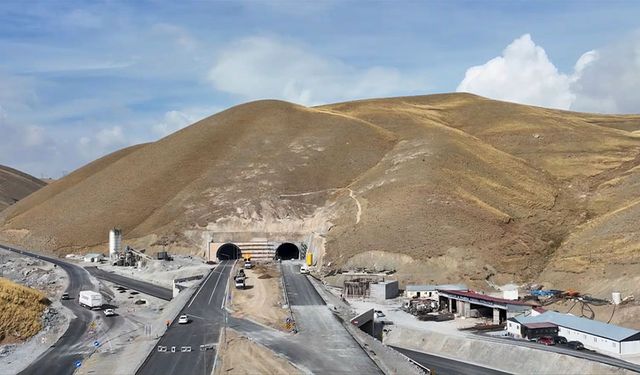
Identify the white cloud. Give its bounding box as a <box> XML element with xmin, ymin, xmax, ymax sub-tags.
<box><xmin>457</xmin><ymin>33</ymin><xmax>640</xmax><ymax>114</ymax></box>
<box><xmin>152</xmin><ymin>106</ymin><xmax>221</xmax><ymax>137</ymax></box>
<box><xmin>152</xmin><ymin>110</ymin><xmax>194</xmax><ymax>137</ymax></box>
<box><xmin>208</xmin><ymin>36</ymin><xmax>428</xmax><ymax>106</ymax></box>
<box><xmin>75</xmin><ymin>125</ymin><xmax>133</xmax><ymax>160</ymax></box>
<box><xmin>570</xmin><ymin>33</ymin><xmax>640</xmax><ymax>114</ymax></box>
<box><xmin>457</xmin><ymin>34</ymin><xmax>574</xmax><ymax>109</ymax></box>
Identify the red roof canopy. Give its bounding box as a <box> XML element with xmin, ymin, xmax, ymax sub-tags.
<box><xmin>439</xmin><ymin>289</ymin><xmax>531</xmax><ymax>306</ymax></box>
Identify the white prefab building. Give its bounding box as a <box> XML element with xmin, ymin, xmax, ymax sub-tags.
<box><xmin>508</xmin><ymin>311</ymin><xmax>640</xmax><ymax>357</ymax></box>
<box><xmin>84</xmin><ymin>253</ymin><xmax>104</xmax><ymax>263</ymax></box>
<box><xmin>404</xmin><ymin>284</ymin><xmax>467</xmax><ymax>300</ymax></box>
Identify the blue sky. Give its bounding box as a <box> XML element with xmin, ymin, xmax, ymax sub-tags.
<box><xmin>1</xmin><ymin>0</ymin><xmax>639</xmax><ymax>177</ymax></box>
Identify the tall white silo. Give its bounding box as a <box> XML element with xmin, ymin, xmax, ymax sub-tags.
<box><xmin>109</xmin><ymin>228</ymin><xmax>122</xmax><ymax>259</ymax></box>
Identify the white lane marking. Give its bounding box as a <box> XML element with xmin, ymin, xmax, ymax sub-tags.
<box><xmin>208</xmin><ymin>262</ymin><xmax>228</xmax><ymax>305</ymax></box>
<box><xmin>187</xmin><ymin>313</ymin><xmax>206</xmax><ymax>321</ymax></box>
<box><xmin>221</xmin><ymin>266</ymin><xmax>232</xmax><ymax>309</ymax></box>
<box><xmin>187</xmin><ymin>266</ymin><xmax>217</xmax><ymax>308</ymax></box>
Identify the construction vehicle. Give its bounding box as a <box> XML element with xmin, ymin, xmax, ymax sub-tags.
<box><xmin>79</xmin><ymin>290</ymin><xmax>103</xmax><ymax>309</ymax></box>
<box><xmin>234</xmin><ymin>275</ymin><xmax>245</xmax><ymax>289</ymax></box>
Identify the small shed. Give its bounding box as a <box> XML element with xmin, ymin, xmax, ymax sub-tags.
<box><xmin>507</xmin><ymin>320</ymin><xmax>558</xmax><ymax>339</ymax></box>
<box><xmin>84</xmin><ymin>253</ymin><xmax>104</xmax><ymax>263</ymax></box>
<box><xmin>370</xmin><ymin>280</ymin><xmax>399</xmax><ymax>301</ymax></box>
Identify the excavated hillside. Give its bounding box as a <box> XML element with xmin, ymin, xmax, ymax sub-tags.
<box><xmin>0</xmin><ymin>165</ymin><xmax>46</xmax><ymax>212</ymax></box>
<box><xmin>1</xmin><ymin>94</ymin><xmax>639</xmax><ymax>296</ymax></box>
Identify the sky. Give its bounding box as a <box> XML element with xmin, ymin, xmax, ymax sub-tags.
<box><xmin>0</xmin><ymin>1</ymin><xmax>639</xmax><ymax>177</ymax></box>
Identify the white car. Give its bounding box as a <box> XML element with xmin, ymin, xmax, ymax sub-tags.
<box><xmin>300</xmin><ymin>265</ymin><xmax>310</xmax><ymax>274</ymax></box>
<box><xmin>178</xmin><ymin>314</ymin><xmax>189</xmax><ymax>324</ymax></box>
<box><xmin>374</xmin><ymin>310</ymin><xmax>385</xmax><ymax>318</ymax></box>
<box><xmin>103</xmin><ymin>308</ymin><xmax>116</xmax><ymax>317</ymax></box>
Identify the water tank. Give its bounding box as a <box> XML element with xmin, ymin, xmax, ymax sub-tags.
<box><xmin>612</xmin><ymin>292</ymin><xmax>622</xmax><ymax>305</ymax></box>
<box><xmin>109</xmin><ymin>228</ymin><xmax>122</xmax><ymax>257</ymax></box>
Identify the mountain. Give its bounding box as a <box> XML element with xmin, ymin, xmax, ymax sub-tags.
<box><xmin>1</xmin><ymin>93</ymin><xmax>639</xmax><ymax>297</ymax></box>
<box><xmin>0</xmin><ymin>165</ymin><xmax>46</xmax><ymax>212</ymax></box>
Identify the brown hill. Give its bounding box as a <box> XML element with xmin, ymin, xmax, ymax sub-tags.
<box><xmin>0</xmin><ymin>165</ymin><xmax>46</xmax><ymax>212</ymax></box>
<box><xmin>1</xmin><ymin>94</ymin><xmax>639</xmax><ymax>297</ymax></box>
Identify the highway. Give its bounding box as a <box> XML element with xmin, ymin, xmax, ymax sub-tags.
<box><xmin>136</xmin><ymin>260</ymin><xmax>233</xmax><ymax>375</ymax></box>
<box><xmin>0</xmin><ymin>243</ymin><xmax>112</xmax><ymax>375</ymax></box>
<box><xmin>281</xmin><ymin>260</ymin><xmax>326</xmax><ymax>305</ymax></box>
<box><xmin>86</xmin><ymin>266</ymin><xmax>173</xmax><ymax>301</ymax></box>
<box><xmin>391</xmin><ymin>346</ymin><xmax>509</xmax><ymax>375</ymax></box>
<box><xmin>280</xmin><ymin>261</ymin><xmax>382</xmax><ymax>374</ymax></box>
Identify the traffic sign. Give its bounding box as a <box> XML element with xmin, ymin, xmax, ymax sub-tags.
<box><xmin>74</xmin><ymin>360</ymin><xmax>82</xmax><ymax>368</ymax></box>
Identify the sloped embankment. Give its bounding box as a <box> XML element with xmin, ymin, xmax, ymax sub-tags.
<box><xmin>0</xmin><ymin>277</ymin><xmax>49</xmax><ymax>343</ymax></box>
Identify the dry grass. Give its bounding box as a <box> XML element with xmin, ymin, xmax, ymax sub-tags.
<box><xmin>1</xmin><ymin>93</ymin><xmax>640</xmax><ymax>295</ymax></box>
<box><xmin>215</xmin><ymin>329</ymin><xmax>301</xmax><ymax>375</ymax></box>
<box><xmin>0</xmin><ymin>277</ymin><xmax>49</xmax><ymax>343</ymax></box>
<box><xmin>0</xmin><ymin>165</ymin><xmax>46</xmax><ymax>212</ymax></box>
<box><xmin>229</xmin><ymin>263</ymin><xmax>289</xmax><ymax>330</ymax></box>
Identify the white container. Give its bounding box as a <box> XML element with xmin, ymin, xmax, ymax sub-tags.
<box><xmin>612</xmin><ymin>292</ymin><xmax>622</xmax><ymax>305</ymax></box>
<box><xmin>79</xmin><ymin>290</ymin><xmax>103</xmax><ymax>309</ymax></box>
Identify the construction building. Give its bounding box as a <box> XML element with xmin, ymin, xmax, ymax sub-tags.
<box><xmin>438</xmin><ymin>289</ymin><xmax>532</xmax><ymax>324</ymax></box>
<box><xmin>404</xmin><ymin>284</ymin><xmax>467</xmax><ymax>299</ymax></box>
<box><xmin>370</xmin><ymin>280</ymin><xmax>399</xmax><ymax>301</ymax></box>
<box><xmin>507</xmin><ymin>311</ymin><xmax>640</xmax><ymax>357</ymax></box>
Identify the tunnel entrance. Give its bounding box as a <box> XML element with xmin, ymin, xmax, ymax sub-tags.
<box><xmin>275</xmin><ymin>243</ymin><xmax>300</xmax><ymax>260</ymax></box>
<box><xmin>216</xmin><ymin>243</ymin><xmax>242</xmax><ymax>260</ymax></box>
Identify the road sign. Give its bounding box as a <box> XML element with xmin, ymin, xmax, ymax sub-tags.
<box><xmin>74</xmin><ymin>360</ymin><xmax>82</xmax><ymax>368</ymax></box>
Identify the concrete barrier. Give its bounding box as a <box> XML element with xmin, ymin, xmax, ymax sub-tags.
<box><xmin>385</xmin><ymin>326</ymin><xmax>634</xmax><ymax>374</ymax></box>
<box><xmin>172</xmin><ymin>274</ymin><xmax>205</xmax><ymax>297</ymax></box>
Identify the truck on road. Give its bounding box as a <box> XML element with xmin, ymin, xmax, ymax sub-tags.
<box><xmin>79</xmin><ymin>290</ymin><xmax>103</xmax><ymax>309</ymax></box>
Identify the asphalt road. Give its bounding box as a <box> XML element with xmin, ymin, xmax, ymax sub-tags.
<box><xmin>136</xmin><ymin>260</ymin><xmax>233</xmax><ymax>375</ymax></box>
<box><xmin>391</xmin><ymin>346</ymin><xmax>509</xmax><ymax>375</ymax></box>
<box><xmin>86</xmin><ymin>266</ymin><xmax>173</xmax><ymax>301</ymax></box>
<box><xmin>279</xmin><ymin>261</ymin><xmax>382</xmax><ymax>374</ymax></box>
<box><xmin>0</xmin><ymin>243</ymin><xmax>111</xmax><ymax>375</ymax></box>
<box><xmin>281</xmin><ymin>261</ymin><xmax>325</xmax><ymax>306</ymax></box>
<box><xmin>478</xmin><ymin>333</ymin><xmax>640</xmax><ymax>373</ymax></box>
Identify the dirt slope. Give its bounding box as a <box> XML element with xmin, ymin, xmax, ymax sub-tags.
<box><xmin>1</xmin><ymin>93</ymin><xmax>639</xmax><ymax>296</ymax></box>
<box><xmin>0</xmin><ymin>165</ymin><xmax>46</xmax><ymax>211</ymax></box>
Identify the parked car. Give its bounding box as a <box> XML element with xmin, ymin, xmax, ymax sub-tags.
<box><xmin>567</xmin><ymin>341</ymin><xmax>585</xmax><ymax>350</ymax></box>
<box><xmin>103</xmin><ymin>309</ymin><xmax>116</xmax><ymax>317</ymax></box>
<box><xmin>553</xmin><ymin>335</ymin><xmax>568</xmax><ymax>345</ymax></box>
<box><xmin>300</xmin><ymin>265</ymin><xmax>310</xmax><ymax>274</ymax></box>
<box><xmin>374</xmin><ymin>310</ymin><xmax>386</xmax><ymax>318</ymax></box>
<box><xmin>178</xmin><ymin>315</ymin><xmax>189</xmax><ymax>324</ymax></box>
<box><xmin>536</xmin><ymin>336</ymin><xmax>555</xmax><ymax>346</ymax></box>
<box><xmin>61</xmin><ymin>292</ymin><xmax>69</xmax><ymax>300</ymax></box>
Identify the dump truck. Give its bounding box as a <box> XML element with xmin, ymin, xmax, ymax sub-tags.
<box><xmin>79</xmin><ymin>290</ymin><xmax>103</xmax><ymax>309</ymax></box>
